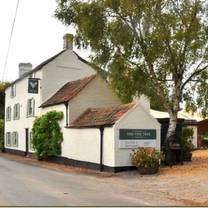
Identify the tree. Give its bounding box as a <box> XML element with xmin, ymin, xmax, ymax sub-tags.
<box><xmin>55</xmin><ymin>0</ymin><xmax>208</xmax><ymax>147</ymax></box>
<box><xmin>0</xmin><ymin>82</ymin><xmax>10</xmax><ymax>119</ymax></box>
<box><xmin>0</xmin><ymin>119</ymin><xmax>4</xmax><ymax>151</ymax></box>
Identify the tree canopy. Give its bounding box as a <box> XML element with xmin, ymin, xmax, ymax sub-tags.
<box><xmin>0</xmin><ymin>82</ymin><xmax>10</xmax><ymax>119</ymax></box>
<box><xmin>55</xmin><ymin>0</ymin><xmax>208</xmax><ymax>142</ymax></box>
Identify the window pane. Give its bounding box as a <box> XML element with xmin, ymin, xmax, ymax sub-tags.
<box><xmin>6</xmin><ymin>107</ymin><xmax>11</xmax><ymax>121</ymax></box>
<box><xmin>6</xmin><ymin>133</ymin><xmax>11</xmax><ymax>146</ymax></box>
<box><xmin>27</xmin><ymin>99</ymin><xmax>34</xmax><ymax>117</ymax></box>
<box><xmin>12</xmin><ymin>132</ymin><xmax>18</xmax><ymax>147</ymax></box>
<box><xmin>14</xmin><ymin>104</ymin><xmax>20</xmax><ymax>120</ymax></box>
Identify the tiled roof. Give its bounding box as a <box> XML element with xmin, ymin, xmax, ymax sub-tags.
<box><xmin>70</xmin><ymin>102</ymin><xmax>136</xmax><ymax>128</ymax></box>
<box><xmin>41</xmin><ymin>75</ymin><xmax>96</xmax><ymax>108</ymax></box>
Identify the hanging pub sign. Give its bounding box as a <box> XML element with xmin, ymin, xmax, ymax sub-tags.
<box><xmin>28</xmin><ymin>78</ymin><xmax>39</xmax><ymax>94</ymax></box>
<box><xmin>119</xmin><ymin>129</ymin><xmax>157</xmax><ymax>149</ymax></box>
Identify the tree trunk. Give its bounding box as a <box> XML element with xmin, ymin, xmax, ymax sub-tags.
<box><xmin>165</xmin><ymin>111</ymin><xmax>178</xmax><ymax>149</ymax></box>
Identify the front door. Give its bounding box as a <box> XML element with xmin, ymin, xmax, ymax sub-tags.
<box><xmin>25</xmin><ymin>128</ymin><xmax>29</xmax><ymax>156</ymax></box>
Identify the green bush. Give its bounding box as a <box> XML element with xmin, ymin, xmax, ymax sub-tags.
<box><xmin>131</xmin><ymin>148</ymin><xmax>164</xmax><ymax>168</ymax></box>
<box><xmin>202</xmin><ymin>133</ymin><xmax>208</xmax><ymax>144</ymax></box>
<box><xmin>0</xmin><ymin>119</ymin><xmax>4</xmax><ymax>151</ymax></box>
<box><xmin>181</xmin><ymin>128</ymin><xmax>194</xmax><ymax>151</ymax></box>
<box><xmin>32</xmin><ymin>111</ymin><xmax>64</xmax><ymax>159</ymax></box>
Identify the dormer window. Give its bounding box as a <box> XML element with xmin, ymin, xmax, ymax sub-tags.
<box><xmin>10</xmin><ymin>84</ymin><xmax>16</xmax><ymax>97</ymax></box>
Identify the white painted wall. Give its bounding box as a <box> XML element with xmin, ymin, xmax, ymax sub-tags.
<box><xmin>113</xmin><ymin>104</ymin><xmax>161</xmax><ymax>167</ymax></box>
<box><xmin>4</xmin><ymin>70</ymin><xmax>42</xmax><ymax>151</ymax></box>
<box><xmin>41</xmin><ymin>50</ymin><xmax>96</xmax><ymax>102</ymax></box>
<box><xmin>103</xmin><ymin>127</ymin><xmax>115</xmax><ymax>167</ymax></box>
<box><xmin>61</xmin><ymin>127</ymin><xmax>115</xmax><ymax>167</ymax></box>
<box><xmin>62</xmin><ymin>128</ymin><xmax>100</xmax><ymax>164</ymax></box>
<box><xmin>69</xmin><ymin>76</ymin><xmax>122</xmax><ymax>124</ymax></box>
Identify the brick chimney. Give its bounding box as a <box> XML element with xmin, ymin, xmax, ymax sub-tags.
<box><xmin>19</xmin><ymin>63</ymin><xmax>32</xmax><ymax>77</ymax></box>
<box><xmin>63</xmin><ymin>33</ymin><xmax>74</xmax><ymax>50</ymax></box>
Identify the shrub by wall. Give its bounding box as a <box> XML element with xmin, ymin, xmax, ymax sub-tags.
<box><xmin>32</xmin><ymin>111</ymin><xmax>63</xmax><ymax>159</ymax></box>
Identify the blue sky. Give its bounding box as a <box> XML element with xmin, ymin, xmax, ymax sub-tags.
<box><xmin>0</xmin><ymin>0</ymin><xmax>89</xmax><ymax>82</ymax></box>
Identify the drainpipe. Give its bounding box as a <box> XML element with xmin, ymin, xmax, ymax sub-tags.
<box><xmin>99</xmin><ymin>126</ymin><xmax>104</xmax><ymax>172</ymax></box>
<box><xmin>64</xmin><ymin>103</ymin><xmax>69</xmax><ymax>126</ymax></box>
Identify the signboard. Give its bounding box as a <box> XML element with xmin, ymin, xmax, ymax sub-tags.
<box><xmin>119</xmin><ymin>129</ymin><xmax>156</xmax><ymax>140</ymax></box>
<box><xmin>119</xmin><ymin>129</ymin><xmax>157</xmax><ymax>149</ymax></box>
<box><xmin>28</xmin><ymin>78</ymin><xmax>39</xmax><ymax>94</ymax></box>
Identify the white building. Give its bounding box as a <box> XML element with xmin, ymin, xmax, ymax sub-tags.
<box><xmin>4</xmin><ymin>34</ymin><xmax>161</xmax><ymax>172</ymax></box>
<box><xmin>4</xmin><ymin>34</ymin><xmax>96</xmax><ymax>155</ymax></box>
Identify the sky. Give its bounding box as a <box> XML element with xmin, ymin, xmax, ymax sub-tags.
<box><xmin>0</xmin><ymin>0</ymin><xmax>89</xmax><ymax>82</ymax></box>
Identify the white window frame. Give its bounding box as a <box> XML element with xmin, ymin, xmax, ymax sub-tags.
<box><xmin>13</xmin><ymin>103</ymin><xmax>20</xmax><ymax>120</ymax></box>
<box><xmin>12</xmin><ymin>132</ymin><xmax>18</xmax><ymax>147</ymax></box>
<box><xmin>10</xmin><ymin>84</ymin><xmax>16</xmax><ymax>97</ymax></box>
<box><xmin>6</xmin><ymin>132</ymin><xmax>11</xmax><ymax>146</ymax></box>
<box><xmin>27</xmin><ymin>98</ymin><xmax>35</xmax><ymax>117</ymax></box>
<box><xmin>6</xmin><ymin>106</ymin><xmax>11</xmax><ymax>121</ymax></box>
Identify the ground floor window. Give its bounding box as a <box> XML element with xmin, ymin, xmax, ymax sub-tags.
<box><xmin>6</xmin><ymin>132</ymin><xmax>18</xmax><ymax>147</ymax></box>
<box><xmin>6</xmin><ymin>132</ymin><xmax>11</xmax><ymax>146</ymax></box>
<box><xmin>12</xmin><ymin>132</ymin><xmax>18</xmax><ymax>147</ymax></box>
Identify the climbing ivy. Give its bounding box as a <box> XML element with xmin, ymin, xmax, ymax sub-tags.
<box><xmin>32</xmin><ymin>111</ymin><xmax>64</xmax><ymax>159</ymax></box>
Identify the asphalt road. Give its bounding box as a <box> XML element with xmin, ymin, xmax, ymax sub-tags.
<box><xmin>0</xmin><ymin>156</ymin><xmax>155</xmax><ymax>206</ymax></box>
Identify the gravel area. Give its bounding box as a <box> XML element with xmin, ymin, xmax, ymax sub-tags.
<box><xmin>1</xmin><ymin>150</ymin><xmax>208</xmax><ymax>206</ymax></box>
<box><xmin>116</xmin><ymin>150</ymin><xmax>208</xmax><ymax>206</ymax></box>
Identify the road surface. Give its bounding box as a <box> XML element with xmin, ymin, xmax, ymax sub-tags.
<box><xmin>0</xmin><ymin>156</ymin><xmax>158</xmax><ymax>206</ymax></box>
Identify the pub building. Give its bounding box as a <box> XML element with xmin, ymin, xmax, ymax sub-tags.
<box><xmin>4</xmin><ymin>34</ymin><xmax>161</xmax><ymax>172</ymax></box>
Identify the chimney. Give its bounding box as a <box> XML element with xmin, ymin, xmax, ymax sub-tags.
<box><xmin>19</xmin><ymin>63</ymin><xmax>32</xmax><ymax>77</ymax></box>
<box><xmin>63</xmin><ymin>33</ymin><xmax>74</xmax><ymax>50</ymax></box>
<box><xmin>133</xmin><ymin>94</ymin><xmax>150</xmax><ymax>112</ymax></box>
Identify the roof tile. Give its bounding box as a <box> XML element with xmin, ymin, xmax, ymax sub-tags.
<box><xmin>70</xmin><ymin>102</ymin><xmax>136</xmax><ymax>127</ymax></box>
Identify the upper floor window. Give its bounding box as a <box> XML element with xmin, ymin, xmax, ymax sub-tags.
<box><xmin>13</xmin><ymin>103</ymin><xmax>20</xmax><ymax>120</ymax></box>
<box><xmin>6</xmin><ymin>132</ymin><xmax>11</xmax><ymax>146</ymax></box>
<box><xmin>27</xmin><ymin>98</ymin><xmax>35</xmax><ymax>117</ymax></box>
<box><xmin>10</xmin><ymin>84</ymin><xmax>16</xmax><ymax>97</ymax></box>
<box><xmin>6</xmin><ymin>106</ymin><xmax>11</xmax><ymax>121</ymax></box>
<box><xmin>12</xmin><ymin>132</ymin><xmax>18</xmax><ymax>147</ymax></box>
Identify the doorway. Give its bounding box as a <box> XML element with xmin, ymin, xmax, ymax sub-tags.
<box><xmin>25</xmin><ymin>128</ymin><xmax>29</xmax><ymax>156</ymax></box>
